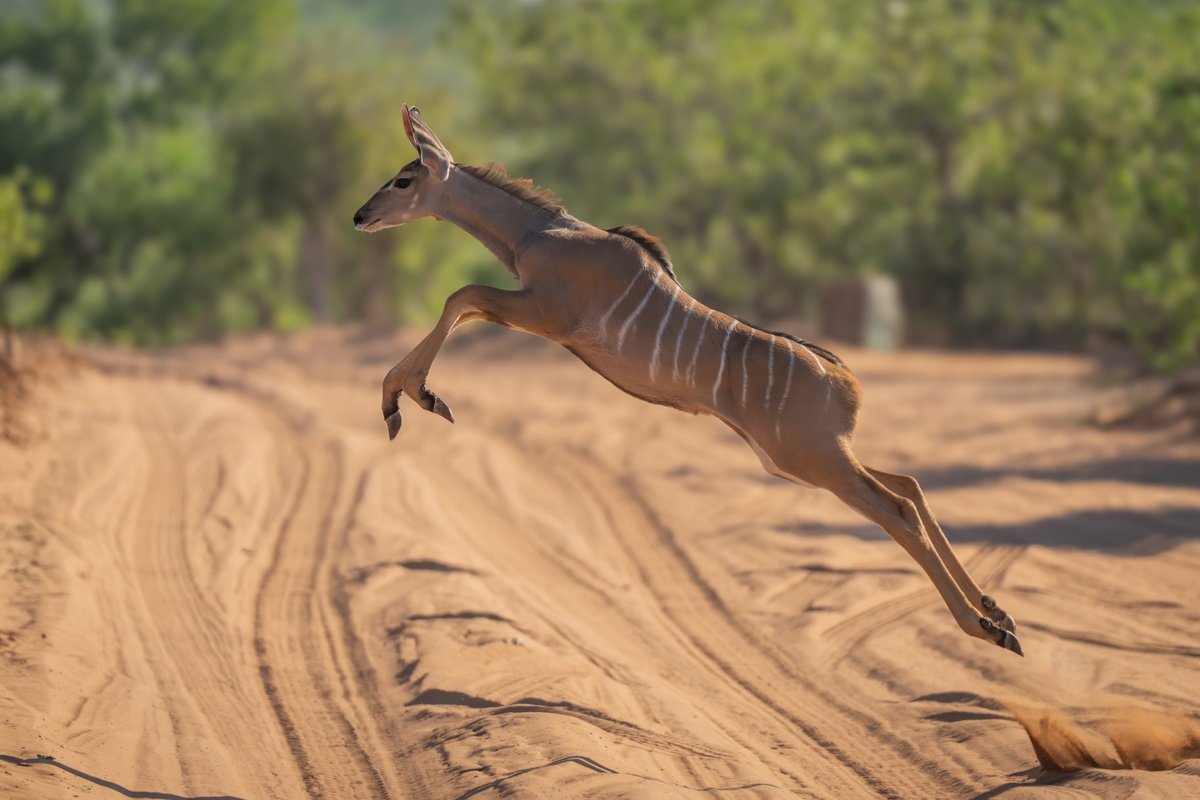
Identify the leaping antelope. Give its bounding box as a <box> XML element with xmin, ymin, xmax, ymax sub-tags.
<box><xmin>353</xmin><ymin>105</ymin><xmax>1022</xmax><ymax>656</ymax></box>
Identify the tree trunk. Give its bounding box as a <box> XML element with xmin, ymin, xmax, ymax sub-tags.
<box><xmin>363</xmin><ymin>235</ymin><xmax>395</xmax><ymax>332</ymax></box>
<box><xmin>300</xmin><ymin>222</ymin><xmax>332</xmax><ymax>324</ymax></box>
<box><xmin>930</xmin><ymin>126</ymin><xmax>968</xmax><ymax>335</ymax></box>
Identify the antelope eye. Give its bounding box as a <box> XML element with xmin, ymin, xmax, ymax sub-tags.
<box><xmin>394</xmin><ymin>177</ymin><xmax>412</xmax><ymax>189</ymax></box>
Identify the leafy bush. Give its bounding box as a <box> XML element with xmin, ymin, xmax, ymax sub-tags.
<box><xmin>1</xmin><ymin>0</ymin><xmax>1197</xmax><ymax>374</ymax></box>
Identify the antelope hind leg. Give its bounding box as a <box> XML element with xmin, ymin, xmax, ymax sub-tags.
<box><xmin>816</xmin><ymin>461</ymin><xmax>1024</xmax><ymax>656</ymax></box>
<box><xmin>867</xmin><ymin>467</ymin><xmax>1017</xmax><ymax>634</ymax></box>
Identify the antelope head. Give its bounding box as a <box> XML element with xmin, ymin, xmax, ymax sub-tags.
<box><xmin>353</xmin><ymin>104</ymin><xmax>453</xmax><ymax>233</ymax></box>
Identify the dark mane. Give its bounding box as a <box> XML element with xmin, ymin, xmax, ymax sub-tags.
<box><xmin>607</xmin><ymin>224</ymin><xmax>678</xmax><ymax>285</ymax></box>
<box><xmin>458</xmin><ymin>162</ymin><xmax>568</xmax><ymax>216</ymax></box>
<box><xmin>734</xmin><ymin>317</ymin><xmax>848</xmax><ymax>370</ymax></box>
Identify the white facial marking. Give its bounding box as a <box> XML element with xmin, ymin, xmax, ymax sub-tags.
<box><xmin>672</xmin><ymin>298</ymin><xmax>694</xmax><ymax>383</ymax></box>
<box><xmin>617</xmin><ymin>279</ymin><xmax>658</xmax><ymax>352</ymax></box>
<box><xmin>649</xmin><ymin>285</ymin><xmax>680</xmax><ymax>381</ymax></box>
<box><xmin>686</xmin><ymin>309</ymin><xmax>714</xmax><ymax>387</ymax></box>
<box><xmin>764</xmin><ymin>334</ymin><xmax>776</xmax><ymax>407</ymax></box>
<box><xmin>712</xmin><ymin>321</ymin><xmax>736</xmax><ymax>407</ymax></box>
<box><xmin>598</xmin><ymin>273</ymin><xmax>642</xmax><ymax>340</ymax></box>
<box><xmin>740</xmin><ymin>331</ymin><xmax>753</xmax><ymax>406</ymax></box>
<box><xmin>775</xmin><ymin>349</ymin><xmax>796</xmax><ymax>440</ymax></box>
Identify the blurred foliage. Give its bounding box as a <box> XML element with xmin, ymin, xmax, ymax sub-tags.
<box><xmin>458</xmin><ymin>0</ymin><xmax>1200</xmax><ymax>368</ymax></box>
<box><xmin>0</xmin><ymin>0</ymin><xmax>487</xmax><ymax>344</ymax></box>
<box><xmin>1</xmin><ymin>0</ymin><xmax>1198</xmax><ymax>371</ymax></box>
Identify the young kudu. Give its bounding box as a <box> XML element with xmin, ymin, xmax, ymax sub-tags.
<box><xmin>353</xmin><ymin>105</ymin><xmax>1022</xmax><ymax>656</ymax></box>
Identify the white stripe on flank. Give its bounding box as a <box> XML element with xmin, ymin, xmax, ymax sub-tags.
<box><xmin>712</xmin><ymin>322</ymin><xmax>736</xmax><ymax>406</ymax></box>
<box><xmin>672</xmin><ymin>298</ymin><xmax>695</xmax><ymax>382</ymax></box>
<box><xmin>739</xmin><ymin>332</ymin><xmax>753</xmax><ymax>406</ymax></box>
<box><xmin>649</xmin><ymin>285</ymin><xmax>680</xmax><ymax>381</ymax></box>
<box><xmin>617</xmin><ymin>280</ymin><xmax>658</xmax><ymax>352</ymax></box>
<box><xmin>775</xmin><ymin>349</ymin><xmax>796</xmax><ymax>439</ymax></box>
<box><xmin>800</xmin><ymin>343</ymin><xmax>826</xmax><ymax>376</ymax></box>
<box><xmin>597</xmin><ymin>273</ymin><xmax>641</xmax><ymax>340</ymax></box>
<box><xmin>764</xmin><ymin>334</ymin><xmax>777</xmax><ymax>407</ymax></box>
<box><xmin>685</xmin><ymin>309</ymin><xmax>714</xmax><ymax>387</ymax></box>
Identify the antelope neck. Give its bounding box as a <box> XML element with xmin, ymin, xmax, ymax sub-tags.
<box><xmin>432</xmin><ymin>168</ymin><xmax>559</xmax><ymax>273</ymax></box>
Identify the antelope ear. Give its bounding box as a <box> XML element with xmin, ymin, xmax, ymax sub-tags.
<box><xmin>403</xmin><ymin>105</ymin><xmax>452</xmax><ymax>182</ymax></box>
<box><xmin>402</xmin><ymin>104</ymin><xmax>419</xmax><ymax>150</ymax></box>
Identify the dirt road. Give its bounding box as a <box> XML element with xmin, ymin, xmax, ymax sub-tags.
<box><xmin>1</xmin><ymin>329</ymin><xmax>1198</xmax><ymax>798</ymax></box>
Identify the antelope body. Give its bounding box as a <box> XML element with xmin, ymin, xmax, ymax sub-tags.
<box><xmin>354</xmin><ymin>105</ymin><xmax>1022</xmax><ymax>656</ymax></box>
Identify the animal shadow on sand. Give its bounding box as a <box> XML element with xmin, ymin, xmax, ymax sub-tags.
<box><xmin>0</xmin><ymin>755</ymin><xmax>245</xmax><ymax>800</ymax></box>
<box><xmin>917</xmin><ymin>456</ymin><xmax>1200</xmax><ymax>493</ymax></box>
<box><xmin>969</xmin><ymin>768</ymin><xmax>1072</xmax><ymax>800</ymax></box>
<box><xmin>779</xmin><ymin>455</ymin><xmax>1200</xmax><ymax>557</ymax></box>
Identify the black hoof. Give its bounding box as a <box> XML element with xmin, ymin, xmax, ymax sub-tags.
<box><xmin>980</xmin><ymin>617</ymin><xmax>1024</xmax><ymax>657</ymax></box>
<box><xmin>418</xmin><ymin>384</ymin><xmax>455</xmax><ymax>424</ymax></box>
<box><xmin>981</xmin><ymin>595</ymin><xmax>1017</xmax><ymax>633</ymax></box>
<box><xmin>431</xmin><ymin>396</ymin><xmax>455</xmax><ymax>424</ymax></box>
<box><xmin>383</xmin><ymin>393</ymin><xmax>400</xmax><ymax>422</ymax></box>
<box><xmin>385</xmin><ymin>411</ymin><xmax>403</xmax><ymax>440</ymax></box>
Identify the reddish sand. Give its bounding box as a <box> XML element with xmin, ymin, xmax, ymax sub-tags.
<box><xmin>1</xmin><ymin>328</ymin><xmax>1198</xmax><ymax>799</ymax></box>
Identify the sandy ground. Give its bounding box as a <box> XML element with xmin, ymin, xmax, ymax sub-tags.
<box><xmin>1</xmin><ymin>327</ymin><xmax>1198</xmax><ymax>799</ymax></box>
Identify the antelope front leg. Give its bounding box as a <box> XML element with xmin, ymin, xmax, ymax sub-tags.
<box><xmin>382</xmin><ymin>285</ymin><xmax>539</xmax><ymax>439</ymax></box>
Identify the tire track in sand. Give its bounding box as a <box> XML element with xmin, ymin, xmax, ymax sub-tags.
<box><xmin>526</xmin><ymin>433</ymin><xmax>984</xmax><ymax>798</ymax></box>
<box><xmin>241</xmin><ymin>418</ymin><xmax>393</xmax><ymax>800</ymax></box>
<box><xmin>602</xmin><ymin>469</ymin><xmax>965</xmax><ymax>799</ymax></box>
<box><xmin>467</xmin><ymin>431</ymin><xmax>939</xmax><ymax>798</ymax></box>
<box><xmin>402</xmin><ymin>428</ymin><xmax>808</xmax><ymax>796</ymax></box>
<box><xmin>99</xmin><ymin>362</ymin><xmax>398</xmax><ymax>799</ymax></box>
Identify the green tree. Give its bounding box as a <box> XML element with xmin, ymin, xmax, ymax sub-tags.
<box><xmin>0</xmin><ymin>170</ymin><xmax>51</xmax><ymax>330</ymax></box>
<box><xmin>455</xmin><ymin>0</ymin><xmax>1200</xmax><ymax>367</ymax></box>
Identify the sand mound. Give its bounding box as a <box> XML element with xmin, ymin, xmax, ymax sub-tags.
<box><xmin>1</xmin><ymin>336</ymin><xmax>76</xmax><ymax>444</ymax></box>
<box><xmin>1093</xmin><ymin>369</ymin><xmax>1200</xmax><ymax>433</ymax></box>
<box><xmin>0</xmin><ymin>349</ymin><xmax>27</xmax><ymax>443</ymax></box>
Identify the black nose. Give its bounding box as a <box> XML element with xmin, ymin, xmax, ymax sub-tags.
<box><xmin>353</xmin><ymin>212</ymin><xmax>364</xmax><ymax>226</ymax></box>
